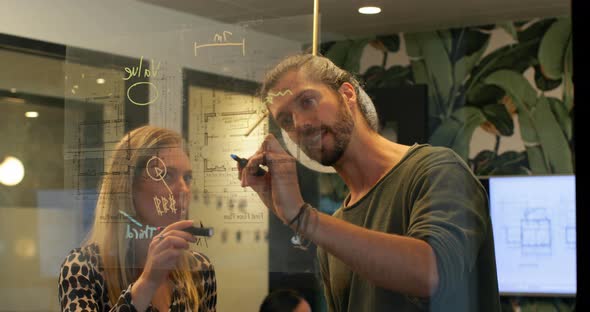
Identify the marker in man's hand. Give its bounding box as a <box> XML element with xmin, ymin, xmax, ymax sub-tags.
<box><xmin>231</xmin><ymin>154</ymin><xmax>267</xmax><ymax>176</ymax></box>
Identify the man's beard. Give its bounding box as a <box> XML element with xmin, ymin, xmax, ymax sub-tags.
<box><xmin>299</xmin><ymin>100</ymin><xmax>354</xmax><ymax>166</ymax></box>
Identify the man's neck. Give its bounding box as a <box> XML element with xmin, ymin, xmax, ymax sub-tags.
<box><xmin>334</xmin><ymin>131</ymin><xmax>411</xmax><ymax>207</ymax></box>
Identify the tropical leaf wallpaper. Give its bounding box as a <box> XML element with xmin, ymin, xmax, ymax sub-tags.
<box><xmin>320</xmin><ymin>17</ymin><xmax>573</xmax><ymax>176</ymax></box>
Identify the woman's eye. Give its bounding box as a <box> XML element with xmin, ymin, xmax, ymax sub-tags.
<box><xmin>164</xmin><ymin>172</ymin><xmax>175</xmax><ymax>181</ymax></box>
<box><xmin>184</xmin><ymin>174</ymin><xmax>193</xmax><ymax>184</ymax></box>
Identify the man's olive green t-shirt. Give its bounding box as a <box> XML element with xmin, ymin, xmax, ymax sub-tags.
<box><xmin>317</xmin><ymin>144</ymin><xmax>501</xmax><ymax>312</ymax></box>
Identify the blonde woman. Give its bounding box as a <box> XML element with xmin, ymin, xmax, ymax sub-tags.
<box><xmin>58</xmin><ymin>125</ymin><xmax>216</xmax><ymax>311</ymax></box>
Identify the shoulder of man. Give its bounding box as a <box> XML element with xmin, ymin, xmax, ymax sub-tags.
<box><xmin>406</xmin><ymin>144</ymin><xmax>467</xmax><ymax>170</ymax></box>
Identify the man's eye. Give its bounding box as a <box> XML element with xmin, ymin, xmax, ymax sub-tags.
<box><xmin>301</xmin><ymin>97</ymin><xmax>317</xmax><ymax>108</ymax></box>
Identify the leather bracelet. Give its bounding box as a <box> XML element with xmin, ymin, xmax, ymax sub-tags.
<box><xmin>287</xmin><ymin>202</ymin><xmax>309</xmax><ymax>226</ymax></box>
<box><xmin>291</xmin><ymin>204</ymin><xmax>314</xmax><ymax>250</ymax></box>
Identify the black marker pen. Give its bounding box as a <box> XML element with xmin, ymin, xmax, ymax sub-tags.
<box><xmin>156</xmin><ymin>225</ymin><xmax>214</xmax><ymax>237</ymax></box>
<box><xmin>230</xmin><ymin>154</ymin><xmax>267</xmax><ymax>176</ymax></box>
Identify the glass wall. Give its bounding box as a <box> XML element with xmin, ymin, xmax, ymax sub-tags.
<box><xmin>0</xmin><ymin>0</ymin><xmax>574</xmax><ymax>311</ymax></box>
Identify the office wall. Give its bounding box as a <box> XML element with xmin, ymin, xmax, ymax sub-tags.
<box><xmin>322</xmin><ymin>16</ymin><xmax>573</xmax><ymax>176</ymax></box>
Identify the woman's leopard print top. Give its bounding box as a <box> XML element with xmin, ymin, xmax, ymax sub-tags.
<box><xmin>58</xmin><ymin>244</ymin><xmax>217</xmax><ymax>311</ymax></box>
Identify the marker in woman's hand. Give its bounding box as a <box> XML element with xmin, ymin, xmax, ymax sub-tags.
<box><xmin>156</xmin><ymin>225</ymin><xmax>214</xmax><ymax>237</ymax></box>
<box><xmin>231</xmin><ymin>154</ymin><xmax>267</xmax><ymax>176</ymax></box>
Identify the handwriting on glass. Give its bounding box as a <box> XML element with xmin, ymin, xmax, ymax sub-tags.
<box><xmin>154</xmin><ymin>194</ymin><xmax>177</xmax><ymax>216</ymax></box>
<box><xmin>146</xmin><ymin>156</ymin><xmax>173</xmax><ymax>194</ymax></box>
<box><xmin>123</xmin><ymin>56</ymin><xmax>161</xmax><ymax>106</ymax></box>
<box><xmin>125</xmin><ymin>223</ymin><xmax>208</xmax><ymax>247</ymax></box>
<box><xmin>263</xmin><ymin>90</ymin><xmax>293</xmax><ymax>106</ymax></box>
<box><xmin>194</xmin><ymin>31</ymin><xmax>246</xmax><ymax>56</ymax></box>
<box><xmin>126</xmin><ymin>224</ymin><xmax>158</xmax><ymax>240</ymax></box>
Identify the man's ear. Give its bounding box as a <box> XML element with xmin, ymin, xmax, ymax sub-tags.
<box><xmin>338</xmin><ymin>82</ymin><xmax>357</xmax><ymax>111</ymax></box>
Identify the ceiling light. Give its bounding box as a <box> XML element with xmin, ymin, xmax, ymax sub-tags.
<box><xmin>0</xmin><ymin>156</ymin><xmax>25</xmax><ymax>186</ymax></box>
<box><xmin>96</xmin><ymin>78</ymin><xmax>106</xmax><ymax>84</ymax></box>
<box><xmin>25</xmin><ymin>111</ymin><xmax>39</xmax><ymax>118</ymax></box>
<box><xmin>358</xmin><ymin>6</ymin><xmax>381</xmax><ymax>14</ymax></box>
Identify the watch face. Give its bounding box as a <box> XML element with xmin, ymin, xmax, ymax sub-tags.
<box><xmin>291</xmin><ymin>234</ymin><xmax>302</xmax><ymax>245</ymax></box>
<box><xmin>280</xmin><ymin>128</ymin><xmax>336</xmax><ymax>173</ymax></box>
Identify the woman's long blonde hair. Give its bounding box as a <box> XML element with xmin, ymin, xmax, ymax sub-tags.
<box><xmin>83</xmin><ymin>125</ymin><xmax>201</xmax><ymax>309</ymax></box>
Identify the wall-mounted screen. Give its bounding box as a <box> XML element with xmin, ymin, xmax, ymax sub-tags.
<box><xmin>487</xmin><ymin>175</ymin><xmax>576</xmax><ymax>296</ymax></box>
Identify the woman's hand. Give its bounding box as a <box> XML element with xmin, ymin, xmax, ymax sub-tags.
<box><xmin>131</xmin><ymin>220</ymin><xmax>196</xmax><ymax>310</ymax></box>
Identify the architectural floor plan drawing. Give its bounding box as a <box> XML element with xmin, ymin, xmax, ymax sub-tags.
<box><xmin>495</xmin><ymin>197</ymin><xmax>575</xmax><ymax>256</ymax></box>
<box><xmin>502</xmin><ymin>207</ymin><xmax>553</xmax><ymax>256</ymax></box>
<box><xmin>189</xmin><ymin>84</ymin><xmax>269</xmax><ymax>231</ymax></box>
<box><xmin>489</xmin><ymin>176</ymin><xmax>576</xmax><ymax>294</ymax></box>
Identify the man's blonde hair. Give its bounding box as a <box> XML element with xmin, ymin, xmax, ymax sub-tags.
<box><xmin>260</xmin><ymin>54</ymin><xmax>379</xmax><ymax>131</ymax></box>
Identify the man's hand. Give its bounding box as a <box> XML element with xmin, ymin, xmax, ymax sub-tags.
<box><xmin>238</xmin><ymin>134</ymin><xmax>305</xmax><ymax>223</ymax></box>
